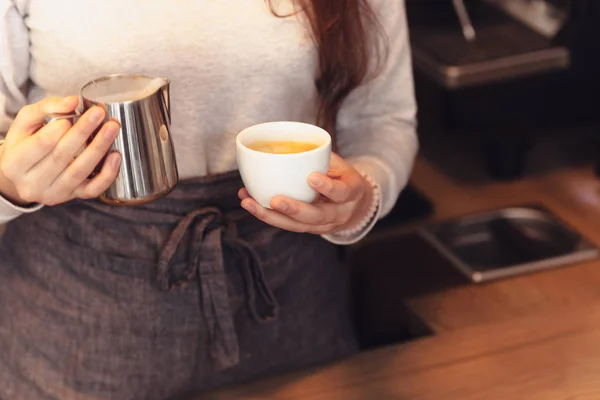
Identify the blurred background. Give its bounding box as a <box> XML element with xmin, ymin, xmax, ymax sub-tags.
<box><xmin>410</xmin><ymin>0</ymin><xmax>600</xmax><ymax>182</ymax></box>
<box><xmin>349</xmin><ymin>0</ymin><xmax>600</xmax><ymax>351</ymax></box>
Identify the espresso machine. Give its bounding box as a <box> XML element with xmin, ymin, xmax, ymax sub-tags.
<box><xmin>406</xmin><ymin>0</ymin><xmax>599</xmax><ymax>179</ymax></box>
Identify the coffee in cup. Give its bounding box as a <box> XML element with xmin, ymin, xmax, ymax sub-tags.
<box><xmin>236</xmin><ymin>122</ymin><xmax>331</xmax><ymax>208</ymax></box>
<box><xmin>246</xmin><ymin>140</ymin><xmax>320</xmax><ymax>154</ymax></box>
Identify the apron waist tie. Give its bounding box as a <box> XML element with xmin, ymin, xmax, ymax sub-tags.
<box><xmin>156</xmin><ymin>207</ymin><xmax>279</xmax><ymax>370</ymax></box>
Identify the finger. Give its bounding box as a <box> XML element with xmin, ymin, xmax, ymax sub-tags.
<box><xmin>241</xmin><ymin>198</ymin><xmax>335</xmax><ymax>234</ymax></box>
<box><xmin>25</xmin><ymin>109</ymin><xmax>108</xmax><ymax>187</ymax></box>
<box><xmin>72</xmin><ymin>152</ymin><xmax>121</xmax><ymax>200</ymax></box>
<box><xmin>308</xmin><ymin>172</ymin><xmax>358</xmax><ymax>203</ymax></box>
<box><xmin>48</xmin><ymin>121</ymin><xmax>119</xmax><ymax>193</ymax></box>
<box><xmin>1</xmin><ymin>119</ymin><xmax>72</xmax><ymax>177</ymax></box>
<box><xmin>238</xmin><ymin>188</ymin><xmax>250</xmax><ymax>200</ymax></box>
<box><xmin>8</xmin><ymin>96</ymin><xmax>79</xmax><ymax>140</ymax></box>
<box><xmin>270</xmin><ymin>195</ymin><xmax>340</xmax><ymax>226</ymax></box>
<box><xmin>48</xmin><ymin>106</ymin><xmax>106</xmax><ymax>169</ymax></box>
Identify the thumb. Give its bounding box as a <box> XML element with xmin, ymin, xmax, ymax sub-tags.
<box><xmin>7</xmin><ymin>96</ymin><xmax>79</xmax><ymax>141</ymax></box>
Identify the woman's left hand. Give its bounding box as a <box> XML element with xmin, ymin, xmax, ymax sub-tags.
<box><xmin>238</xmin><ymin>153</ymin><xmax>374</xmax><ymax>235</ymax></box>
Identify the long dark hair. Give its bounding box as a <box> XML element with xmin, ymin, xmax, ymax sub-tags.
<box><xmin>269</xmin><ymin>0</ymin><xmax>386</xmax><ymax>136</ymax></box>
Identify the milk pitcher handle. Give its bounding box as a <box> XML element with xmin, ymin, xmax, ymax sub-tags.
<box><xmin>161</xmin><ymin>84</ymin><xmax>171</xmax><ymax>123</ymax></box>
<box><xmin>44</xmin><ymin>113</ymin><xmax>80</xmax><ymax>125</ymax></box>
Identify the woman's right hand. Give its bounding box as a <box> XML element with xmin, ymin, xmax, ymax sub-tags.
<box><xmin>0</xmin><ymin>96</ymin><xmax>122</xmax><ymax>206</ymax></box>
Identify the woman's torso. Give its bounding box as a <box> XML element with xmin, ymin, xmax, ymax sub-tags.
<box><xmin>22</xmin><ymin>0</ymin><xmax>320</xmax><ymax>178</ymax></box>
<box><xmin>0</xmin><ymin>172</ymin><xmax>357</xmax><ymax>399</ymax></box>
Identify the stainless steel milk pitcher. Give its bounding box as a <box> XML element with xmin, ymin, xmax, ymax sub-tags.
<box><xmin>46</xmin><ymin>74</ymin><xmax>179</xmax><ymax>205</ymax></box>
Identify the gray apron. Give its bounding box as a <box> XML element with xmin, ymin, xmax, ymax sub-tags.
<box><xmin>0</xmin><ymin>171</ymin><xmax>358</xmax><ymax>400</ymax></box>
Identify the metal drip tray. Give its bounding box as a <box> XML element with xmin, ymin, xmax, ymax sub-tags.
<box><xmin>418</xmin><ymin>206</ymin><xmax>600</xmax><ymax>282</ymax></box>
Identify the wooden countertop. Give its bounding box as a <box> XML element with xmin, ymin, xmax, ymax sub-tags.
<box><xmin>200</xmin><ymin>307</ymin><xmax>600</xmax><ymax>399</ymax></box>
<box><xmin>201</xmin><ymin>158</ymin><xmax>600</xmax><ymax>399</ymax></box>
<box><xmin>383</xmin><ymin>159</ymin><xmax>600</xmax><ymax>334</ymax></box>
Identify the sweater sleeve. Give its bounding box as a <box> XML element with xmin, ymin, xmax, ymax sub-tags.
<box><xmin>0</xmin><ymin>0</ymin><xmax>42</xmax><ymax>223</ymax></box>
<box><xmin>323</xmin><ymin>0</ymin><xmax>418</xmax><ymax>245</ymax></box>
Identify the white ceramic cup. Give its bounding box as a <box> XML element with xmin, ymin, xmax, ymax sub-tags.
<box><xmin>236</xmin><ymin>121</ymin><xmax>332</xmax><ymax>208</ymax></box>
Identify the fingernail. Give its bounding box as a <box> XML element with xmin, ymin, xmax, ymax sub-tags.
<box><xmin>276</xmin><ymin>200</ymin><xmax>289</xmax><ymax>212</ymax></box>
<box><xmin>110</xmin><ymin>154</ymin><xmax>121</xmax><ymax>168</ymax></box>
<box><xmin>309</xmin><ymin>175</ymin><xmax>322</xmax><ymax>187</ymax></box>
<box><xmin>243</xmin><ymin>203</ymin><xmax>255</xmax><ymax>214</ymax></box>
<box><xmin>89</xmin><ymin>108</ymin><xmax>105</xmax><ymax>123</ymax></box>
<box><xmin>104</xmin><ymin>123</ymin><xmax>119</xmax><ymax>140</ymax></box>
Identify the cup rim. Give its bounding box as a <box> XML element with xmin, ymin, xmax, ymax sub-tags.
<box><xmin>236</xmin><ymin>121</ymin><xmax>331</xmax><ymax>157</ymax></box>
